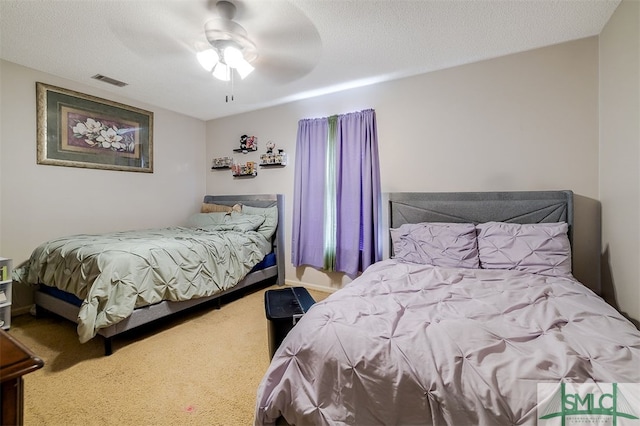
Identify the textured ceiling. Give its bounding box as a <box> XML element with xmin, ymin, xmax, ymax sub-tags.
<box><xmin>0</xmin><ymin>0</ymin><xmax>620</xmax><ymax>121</ymax></box>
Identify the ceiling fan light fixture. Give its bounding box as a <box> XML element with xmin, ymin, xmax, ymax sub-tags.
<box><xmin>223</xmin><ymin>46</ymin><xmax>243</xmax><ymax>67</ymax></box>
<box><xmin>197</xmin><ymin>48</ymin><xmax>219</xmax><ymax>71</ymax></box>
<box><xmin>212</xmin><ymin>62</ymin><xmax>230</xmax><ymax>81</ymax></box>
<box><xmin>223</xmin><ymin>46</ymin><xmax>254</xmax><ymax>79</ymax></box>
<box><xmin>234</xmin><ymin>59</ymin><xmax>254</xmax><ymax>79</ymax></box>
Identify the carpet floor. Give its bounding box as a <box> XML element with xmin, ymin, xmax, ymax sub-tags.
<box><xmin>7</xmin><ymin>284</ymin><xmax>329</xmax><ymax>426</ymax></box>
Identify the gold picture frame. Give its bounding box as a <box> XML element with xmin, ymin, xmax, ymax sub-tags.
<box><xmin>36</xmin><ymin>82</ymin><xmax>153</xmax><ymax>173</ymax></box>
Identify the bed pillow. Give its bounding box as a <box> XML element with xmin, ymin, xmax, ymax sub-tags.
<box><xmin>201</xmin><ymin>202</ymin><xmax>242</xmax><ymax>213</ymax></box>
<box><xmin>475</xmin><ymin>221</ymin><xmax>572</xmax><ymax>277</ymax></box>
<box><xmin>186</xmin><ymin>212</ymin><xmax>231</xmax><ymax>228</ymax></box>
<box><xmin>241</xmin><ymin>205</ymin><xmax>278</xmax><ymax>240</ymax></box>
<box><xmin>390</xmin><ymin>222</ymin><xmax>480</xmax><ymax>269</ymax></box>
<box><xmin>186</xmin><ymin>212</ymin><xmax>265</xmax><ymax>233</ymax></box>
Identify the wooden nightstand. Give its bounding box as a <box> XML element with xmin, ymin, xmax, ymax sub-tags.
<box><xmin>0</xmin><ymin>329</ymin><xmax>44</xmax><ymax>425</ymax></box>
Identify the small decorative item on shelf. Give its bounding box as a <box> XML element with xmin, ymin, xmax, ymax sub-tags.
<box><xmin>266</xmin><ymin>140</ymin><xmax>275</xmax><ymax>153</ymax></box>
<box><xmin>260</xmin><ymin>148</ymin><xmax>287</xmax><ymax>167</ymax></box>
<box><xmin>211</xmin><ymin>156</ymin><xmax>233</xmax><ymax>169</ymax></box>
<box><xmin>234</xmin><ymin>134</ymin><xmax>258</xmax><ymax>153</ymax></box>
<box><xmin>232</xmin><ymin>161</ymin><xmax>257</xmax><ymax>177</ymax></box>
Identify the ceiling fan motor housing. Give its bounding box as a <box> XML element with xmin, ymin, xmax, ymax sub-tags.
<box><xmin>204</xmin><ymin>1</ymin><xmax>257</xmax><ymax>63</ymax></box>
<box><xmin>215</xmin><ymin>0</ymin><xmax>236</xmax><ymax>20</ymax></box>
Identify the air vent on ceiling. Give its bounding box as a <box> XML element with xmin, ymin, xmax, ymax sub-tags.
<box><xmin>91</xmin><ymin>74</ymin><xmax>128</xmax><ymax>87</ymax></box>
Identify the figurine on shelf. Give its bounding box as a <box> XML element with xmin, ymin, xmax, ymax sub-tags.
<box><xmin>232</xmin><ymin>161</ymin><xmax>257</xmax><ymax>176</ymax></box>
<box><xmin>246</xmin><ymin>135</ymin><xmax>257</xmax><ymax>151</ymax></box>
<box><xmin>266</xmin><ymin>140</ymin><xmax>275</xmax><ymax>154</ymax></box>
<box><xmin>238</xmin><ymin>134</ymin><xmax>257</xmax><ymax>152</ymax></box>
<box><xmin>212</xmin><ymin>156</ymin><xmax>232</xmax><ymax>168</ymax></box>
<box><xmin>275</xmin><ymin>149</ymin><xmax>287</xmax><ymax>165</ymax></box>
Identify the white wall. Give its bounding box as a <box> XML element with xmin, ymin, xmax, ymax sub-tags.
<box><xmin>207</xmin><ymin>37</ymin><xmax>601</xmax><ymax>294</ymax></box>
<box><xmin>2</xmin><ymin>35</ymin><xmax>620</xmax><ymax>319</ymax></box>
<box><xmin>0</xmin><ymin>60</ymin><xmax>208</xmax><ymax>311</ymax></box>
<box><xmin>599</xmin><ymin>0</ymin><xmax>640</xmax><ymax>325</ymax></box>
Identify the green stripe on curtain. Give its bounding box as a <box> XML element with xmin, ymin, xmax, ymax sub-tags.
<box><xmin>323</xmin><ymin>115</ymin><xmax>337</xmax><ymax>271</ymax></box>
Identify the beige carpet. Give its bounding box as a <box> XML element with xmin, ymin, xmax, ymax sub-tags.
<box><xmin>7</xmin><ymin>285</ymin><xmax>329</xmax><ymax>426</ymax></box>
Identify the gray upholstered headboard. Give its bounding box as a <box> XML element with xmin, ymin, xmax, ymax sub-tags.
<box><xmin>388</xmin><ymin>190</ymin><xmax>574</xmax><ymax>245</ymax></box>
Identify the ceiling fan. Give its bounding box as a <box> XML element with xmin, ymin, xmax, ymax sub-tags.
<box><xmin>194</xmin><ymin>0</ymin><xmax>322</xmax><ymax>87</ymax></box>
<box><xmin>196</xmin><ymin>1</ymin><xmax>257</xmax><ymax>81</ymax></box>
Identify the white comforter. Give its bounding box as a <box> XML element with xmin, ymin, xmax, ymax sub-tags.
<box><xmin>255</xmin><ymin>259</ymin><xmax>640</xmax><ymax>425</ymax></box>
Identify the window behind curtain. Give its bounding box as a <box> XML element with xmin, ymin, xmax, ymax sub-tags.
<box><xmin>291</xmin><ymin>109</ymin><xmax>382</xmax><ymax>278</ymax></box>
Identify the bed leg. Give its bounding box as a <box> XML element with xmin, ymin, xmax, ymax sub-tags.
<box><xmin>104</xmin><ymin>337</ymin><xmax>113</xmax><ymax>356</ymax></box>
<box><xmin>216</xmin><ymin>298</ymin><xmax>222</xmax><ymax>310</ymax></box>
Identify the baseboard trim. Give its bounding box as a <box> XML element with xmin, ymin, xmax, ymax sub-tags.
<box><xmin>11</xmin><ymin>305</ymin><xmax>32</xmax><ymax>316</ymax></box>
<box><xmin>284</xmin><ymin>279</ymin><xmax>339</xmax><ymax>294</ymax></box>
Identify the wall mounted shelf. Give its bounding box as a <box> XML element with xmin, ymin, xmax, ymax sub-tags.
<box><xmin>233</xmin><ymin>147</ymin><xmax>258</xmax><ymax>153</ymax></box>
<box><xmin>232</xmin><ymin>171</ymin><xmax>257</xmax><ymax>177</ymax></box>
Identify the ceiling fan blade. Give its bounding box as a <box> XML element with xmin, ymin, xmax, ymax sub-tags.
<box><xmin>253</xmin><ymin>36</ymin><xmax>321</xmax><ymax>83</ymax></box>
<box><xmin>250</xmin><ymin>17</ymin><xmax>322</xmax><ymax>83</ymax></box>
<box><xmin>217</xmin><ymin>0</ymin><xmax>322</xmax><ymax>84</ymax></box>
<box><xmin>253</xmin><ymin>54</ymin><xmax>319</xmax><ymax>84</ymax></box>
<box><xmin>107</xmin><ymin>1</ymin><xmax>211</xmax><ymax>58</ymax></box>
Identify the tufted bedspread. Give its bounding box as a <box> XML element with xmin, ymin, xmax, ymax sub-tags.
<box><xmin>255</xmin><ymin>259</ymin><xmax>640</xmax><ymax>425</ymax></box>
<box><xmin>17</xmin><ymin>226</ymin><xmax>271</xmax><ymax>343</ymax></box>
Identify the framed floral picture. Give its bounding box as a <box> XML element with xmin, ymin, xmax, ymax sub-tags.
<box><xmin>36</xmin><ymin>82</ymin><xmax>154</xmax><ymax>173</ymax></box>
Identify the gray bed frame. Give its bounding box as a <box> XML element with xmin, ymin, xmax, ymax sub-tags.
<box><xmin>387</xmin><ymin>190</ymin><xmax>573</xmax><ymax>253</ymax></box>
<box><xmin>34</xmin><ymin>194</ymin><xmax>285</xmax><ymax>355</ymax></box>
